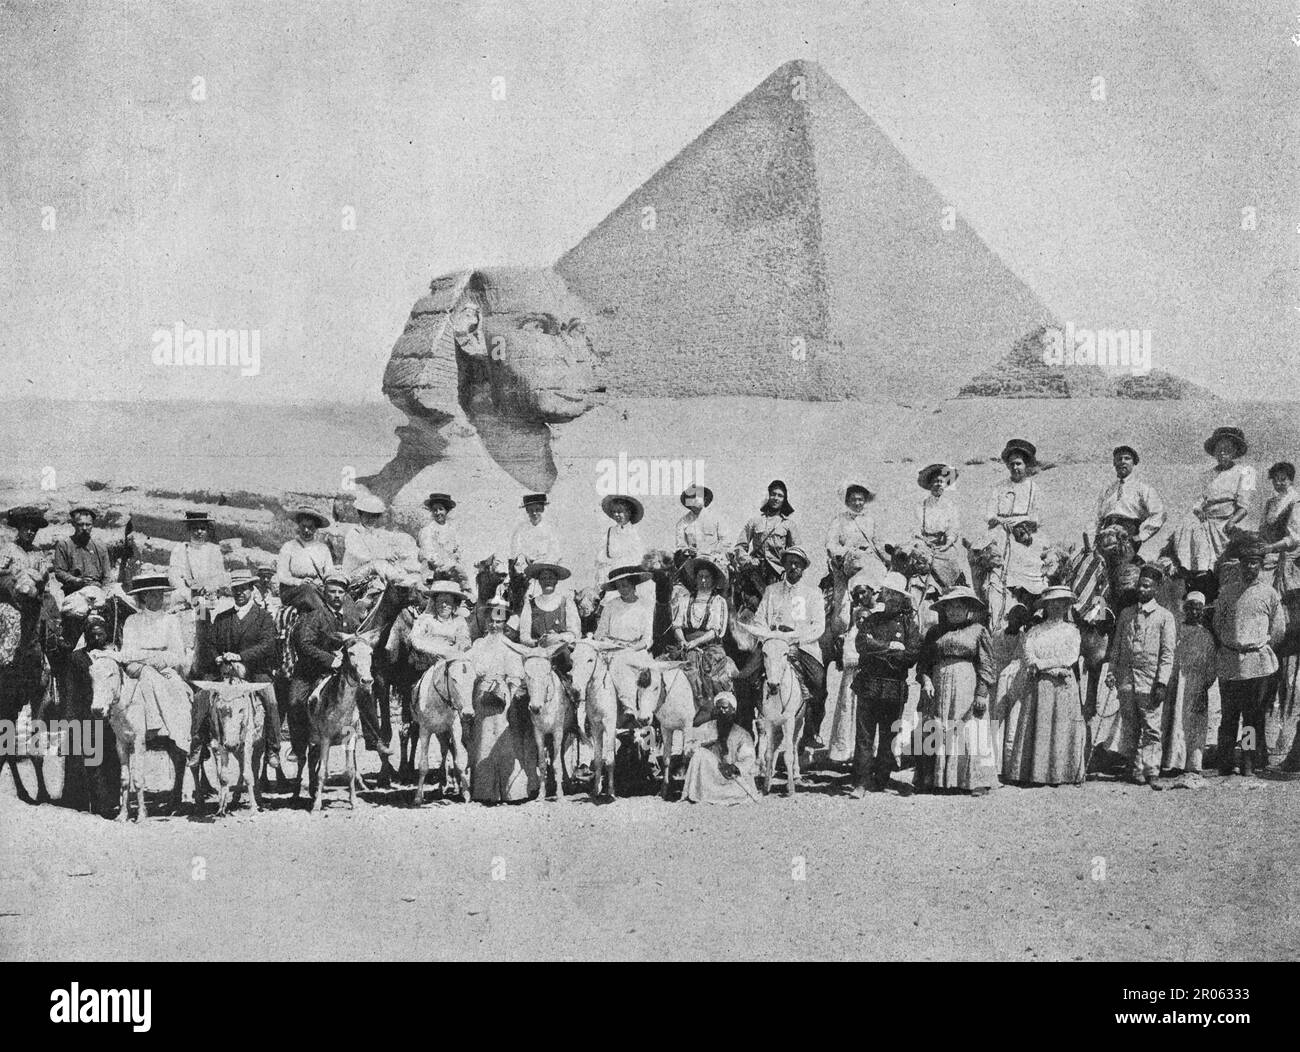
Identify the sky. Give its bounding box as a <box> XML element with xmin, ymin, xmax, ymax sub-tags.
<box><xmin>1</xmin><ymin>0</ymin><xmax>1296</xmax><ymax>403</ymax></box>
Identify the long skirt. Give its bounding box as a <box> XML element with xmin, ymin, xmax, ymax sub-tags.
<box><xmin>468</xmin><ymin>690</ymin><xmax>539</xmax><ymax>802</ymax></box>
<box><xmin>125</xmin><ymin>667</ymin><xmax>195</xmax><ymax>754</ymax></box>
<box><xmin>914</xmin><ymin>657</ymin><xmax>998</xmax><ymax>791</ymax></box>
<box><xmin>1172</xmin><ymin>511</ymin><xmax>1233</xmax><ymax>573</ymax></box>
<box><xmin>827</xmin><ymin>660</ymin><xmax>858</xmax><ymax>763</ymax></box>
<box><xmin>1002</xmin><ymin>670</ymin><xmax>1087</xmax><ymax>785</ymax></box>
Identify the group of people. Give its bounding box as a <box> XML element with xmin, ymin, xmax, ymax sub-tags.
<box><xmin>2</xmin><ymin>423</ymin><xmax>1297</xmax><ymax>810</ymax></box>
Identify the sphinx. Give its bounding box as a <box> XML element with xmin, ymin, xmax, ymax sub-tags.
<box><xmin>364</xmin><ymin>267</ymin><xmax>605</xmax><ymax>496</ymax></box>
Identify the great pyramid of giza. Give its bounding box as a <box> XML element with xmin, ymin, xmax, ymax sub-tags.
<box><xmin>557</xmin><ymin>59</ymin><xmax>1055</xmax><ymax>402</ymax></box>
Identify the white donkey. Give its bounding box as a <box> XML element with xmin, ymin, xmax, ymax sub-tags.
<box><xmin>411</xmin><ymin>655</ymin><xmax>476</xmax><ymax>805</ymax></box>
<box><xmin>743</xmin><ymin>626</ymin><xmax>807</xmax><ymax>797</ymax></box>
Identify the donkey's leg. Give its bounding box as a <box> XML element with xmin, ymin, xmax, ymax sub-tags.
<box><xmin>413</xmin><ymin>724</ymin><xmax>430</xmax><ymax>806</ymax></box>
<box><xmin>117</xmin><ymin>742</ymin><xmax>131</xmax><ymax>822</ymax></box>
<box><xmin>660</xmin><ymin>727</ymin><xmax>674</xmax><ymax>801</ymax></box>
<box><xmin>135</xmin><ymin>744</ymin><xmax>148</xmax><ymax>821</ymax></box>
<box><xmin>311</xmin><ymin>743</ymin><xmax>326</xmax><ymax>813</ymax></box>
<box><xmin>170</xmin><ymin>745</ymin><xmax>187</xmax><ymax>814</ymax></box>
<box><xmin>450</xmin><ymin>717</ymin><xmax>470</xmax><ymax>802</ymax></box>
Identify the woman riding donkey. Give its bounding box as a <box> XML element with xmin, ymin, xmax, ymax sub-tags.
<box><xmin>667</xmin><ymin>555</ymin><xmax>735</xmax><ymax>722</ymax></box>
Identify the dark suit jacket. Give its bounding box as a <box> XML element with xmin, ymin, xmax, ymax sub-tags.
<box><xmin>291</xmin><ymin>600</ymin><xmax>360</xmax><ymax>682</ymax></box>
<box><xmin>203</xmin><ymin>604</ymin><xmax>279</xmax><ymax>679</ymax></box>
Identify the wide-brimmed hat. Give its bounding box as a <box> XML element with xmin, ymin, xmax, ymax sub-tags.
<box><xmin>780</xmin><ymin>545</ymin><xmax>810</xmax><ymax>569</ymax></box>
<box><xmin>424</xmin><ymin>492</ymin><xmax>457</xmax><ymax>511</ymax></box>
<box><xmin>521</xmin><ymin>493</ymin><xmax>548</xmax><ymax>509</ymax></box>
<box><xmin>1204</xmin><ymin>426</ymin><xmax>1247</xmax><ymax>458</ymax></box>
<box><xmin>68</xmin><ymin>505</ymin><xmax>99</xmax><ymax>521</ymax></box>
<box><xmin>354</xmin><ymin>494</ymin><xmax>386</xmax><ymax>516</ymax></box>
<box><xmin>1000</xmin><ymin>439</ymin><xmax>1037</xmax><ymax>466</ymax></box>
<box><xmin>426</xmin><ymin>579</ymin><xmax>467</xmax><ymax>601</ymax></box>
<box><xmin>685</xmin><ymin>555</ymin><xmax>727</xmax><ymax>592</ymax></box>
<box><xmin>762</xmin><ymin>479</ymin><xmax>794</xmax><ymax>517</ymax></box>
<box><xmin>183</xmin><ymin>510</ymin><xmax>214</xmax><ymax>528</ymax></box>
<box><xmin>680</xmin><ymin>484</ymin><xmax>713</xmax><ymax>508</ymax></box>
<box><xmin>1039</xmin><ymin>584</ymin><xmax>1076</xmax><ymax>604</ymax></box>
<box><xmin>129</xmin><ymin>572</ymin><xmax>172</xmax><ymax>595</ymax></box>
<box><xmin>525</xmin><ymin>562</ymin><xmax>572</xmax><ymax>581</ymax></box>
<box><xmin>1112</xmin><ymin>445</ymin><xmax>1140</xmax><ymax>464</ymax></box>
<box><xmin>292</xmin><ymin>507</ymin><xmax>329</xmax><ymax>529</ymax></box>
<box><xmin>601</xmin><ymin>494</ymin><xmax>644</xmax><ymax>524</ymax></box>
<box><xmin>6</xmin><ymin>505</ymin><xmax>48</xmax><ymax>528</ymax></box>
<box><xmin>917</xmin><ymin>463</ymin><xmax>959</xmax><ymax>489</ymax></box>
<box><xmin>843</xmin><ymin>482</ymin><xmax>874</xmax><ymax>504</ymax></box>
<box><xmin>932</xmin><ymin>585</ymin><xmax>985</xmax><ymax>610</ymax></box>
<box><xmin>602</xmin><ymin>564</ymin><xmax>651</xmax><ymax>590</ymax></box>
<box><xmin>228</xmin><ymin>569</ymin><xmax>257</xmax><ymax>589</ymax></box>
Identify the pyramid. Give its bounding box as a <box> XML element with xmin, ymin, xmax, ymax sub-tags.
<box><xmin>557</xmin><ymin>59</ymin><xmax>1055</xmax><ymax>402</ymax></box>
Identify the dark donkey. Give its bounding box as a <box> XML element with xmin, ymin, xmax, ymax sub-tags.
<box><xmin>293</xmin><ymin>630</ymin><xmax>380</xmax><ymax>812</ymax></box>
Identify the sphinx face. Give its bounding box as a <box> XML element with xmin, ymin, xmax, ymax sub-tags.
<box><xmin>480</xmin><ymin>309</ymin><xmax>599</xmax><ymax>422</ymax></box>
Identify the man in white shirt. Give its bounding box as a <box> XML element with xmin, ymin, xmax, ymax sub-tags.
<box><xmin>756</xmin><ymin>546</ymin><xmax>827</xmax><ymax>749</ymax></box>
<box><xmin>1095</xmin><ymin>445</ymin><xmax>1166</xmax><ymax>554</ymax></box>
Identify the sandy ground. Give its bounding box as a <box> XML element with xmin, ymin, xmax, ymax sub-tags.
<box><xmin>3</xmin><ymin>741</ymin><xmax>1298</xmax><ymax>962</ymax></box>
<box><xmin>4</xmin><ymin>395</ymin><xmax>1300</xmax><ymax>961</ymax></box>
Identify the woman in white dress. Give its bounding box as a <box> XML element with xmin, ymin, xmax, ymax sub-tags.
<box><xmin>1170</xmin><ymin>426</ymin><xmax>1253</xmax><ymax>600</ymax></box>
<box><xmin>594</xmin><ymin>495</ymin><xmax>652</xmax><ymax>604</ymax></box>
<box><xmin>1002</xmin><ymin>585</ymin><xmax>1087</xmax><ymax>786</ymax></box>
<box><xmin>984</xmin><ymin>439</ymin><xmax>1046</xmax><ymax>625</ymax></box>
<box><xmin>117</xmin><ymin>572</ymin><xmax>195</xmax><ymax>753</ymax></box>
<box><xmin>915</xmin><ymin>463</ymin><xmax>970</xmax><ymax>589</ymax></box>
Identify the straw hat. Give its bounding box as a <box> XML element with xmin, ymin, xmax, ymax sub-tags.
<box><xmin>1039</xmin><ymin>584</ymin><xmax>1075</xmax><ymax>604</ymax></box>
<box><xmin>424</xmin><ymin>492</ymin><xmax>457</xmax><ymax>511</ymax></box>
<box><xmin>525</xmin><ymin>562</ymin><xmax>571</xmax><ymax>581</ymax></box>
<box><xmin>129</xmin><ymin>572</ymin><xmax>171</xmax><ymax>595</ymax></box>
<box><xmin>685</xmin><ymin>555</ymin><xmax>727</xmax><ymax>593</ymax></box>
<box><xmin>601</xmin><ymin>494</ymin><xmax>644</xmax><ymax>524</ymax></box>
<box><xmin>602</xmin><ymin>564</ymin><xmax>651</xmax><ymax>590</ymax></box>
<box><xmin>292</xmin><ymin>506</ymin><xmax>329</xmax><ymax>529</ymax></box>
<box><xmin>680</xmin><ymin>484</ymin><xmax>714</xmax><ymax>508</ymax></box>
<box><xmin>780</xmin><ymin>545</ymin><xmax>810</xmax><ymax>569</ymax></box>
<box><xmin>354</xmin><ymin>494</ymin><xmax>386</xmax><ymax>516</ymax></box>
<box><xmin>932</xmin><ymin>585</ymin><xmax>985</xmax><ymax>610</ymax></box>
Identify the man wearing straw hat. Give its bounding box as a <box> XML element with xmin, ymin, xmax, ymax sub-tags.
<box><xmin>756</xmin><ymin>545</ymin><xmax>827</xmax><ymax>750</ymax></box>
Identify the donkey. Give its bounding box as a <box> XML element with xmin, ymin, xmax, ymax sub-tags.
<box><xmin>742</xmin><ymin>627</ymin><xmax>806</xmax><ymax>796</ymax></box>
<box><xmin>633</xmin><ymin>660</ymin><xmax>697</xmax><ymax>800</ymax></box>
<box><xmin>88</xmin><ymin>652</ymin><xmax>193</xmax><ymax>822</ymax></box>
<box><xmin>411</xmin><ymin>655</ymin><xmax>476</xmax><ymax>805</ymax></box>
<box><xmin>519</xmin><ymin>645</ymin><xmax>577</xmax><ymax>801</ymax></box>
<box><xmin>204</xmin><ymin>675</ymin><xmax>267</xmax><ymax>817</ymax></box>
<box><xmin>570</xmin><ymin>639</ymin><xmax>621</xmax><ymax>799</ymax></box>
<box><xmin>296</xmin><ymin>633</ymin><xmax>377</xmax><ymax>813</ymax></box>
